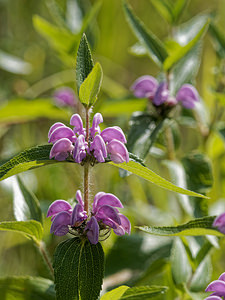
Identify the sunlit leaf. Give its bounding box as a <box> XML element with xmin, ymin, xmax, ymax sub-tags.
<box><xmin>0</xmin><ymin>220</ymin><xmax>43</xmax><ymax>243</ymax></box>
<box><xmin>53</xmin><ymin>237</ymin><xmax>104</xmax><ymax>300</ymax></box>
<box><xmin>120</xmin><ymin>286</ymin><xmax>168</xmax><ymax>299</ymax></box>
<box><xmin>0</xmin><ymin>276</ymin><xmax>55</xmax><ymax>300</ymax></box>
<box><xmin>0</xmin><ymin>99</ymin><xmax>69</xmax><ymax>124</ymax></box>
<box><xmin>76</xmin><ymin>33</ymin><xmax>94</xmax><ymax>92</ymax></box>
<box><xmin>79</xmin><ymin>62</ymin><xmax>103</xmax><ymax>107</ymax></box>
<box><xmin>13</xmin><ymin>176</ymin><xmax>43</xmax><ymax>223</ymax></box>
<box><xmin>0</xmin><ymin>50</ymin><xmax>32</xmax><ymax>75</ymax></box>
<box><xmin>164</xmin><ymin>19</ymin><xmax>209</xmax><ymax>70</ymax></box>
<box><xmin>123</xmin><ymin>0</ymin><xmax>168</xmax><ymax>66</ymax></box>
<box><xmin>138</xmin><ymin>216</ymin><xmax>223</xmax><ymax>237</ymax></box>
<box><xmin>171</xmin><ymin>238</ymin><xmax>192</xmax><ymax>285</ymax></box>
<box><xmin>101</xmin><ymin>286</ymin><xmax>129</xmax><ymax>300</ymax></box>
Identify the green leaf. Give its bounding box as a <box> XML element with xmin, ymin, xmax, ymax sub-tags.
<box><xmin>53</xmin><ymin>237</ymin><xmax>104</xmax><ymax>300</ymax></box>
<box><xmin>209</xmin><ymin>23</ymin><xmax>225</xmax><ymax>58</ymax></box>
<box><xmin>126</xmin><ymin>112</ymin><xmax>164</xmax><ymax>159</ymax></box>
<box><xmin>0</xmin><ymin>220</ymin><xmax>43</xmax><ymax>243</ymax></box>
<box><xmin>123</xmin><ymin>0</ymin><xmax>168</xmax><ymax>66</ymax></box>
<box><xmin>171</xmin><ymin>238</ymin><xmax>192</xmax><ymax>285</ymax></box>
<box><xmin>109</xmin><ymin>160</ymin><xmax>208</xmax><ymax>198</ymax></box>
<box><xmin>172</xmin><ymin>0</ymin><xmax>189</xmax><ymax>24</ymax></box>
<box><xmin>120</xmin><ymin>286</ymin><xmax>168</xmax><ymax>299</ymax></box>
<box><xmin>0</xmin><ymin>99</ymin><xmax>69</xmax><ymax>124</ymax></box>
<box><xmin>0</xmin><ymin>50</ymin><xmax>32</xmax><ymax>75</ymax></box>
<box><xmin>33</xmin><ymin>15</ymin><xmax>76</xmax><ymax>53</ymax></box>
<box><xmin>149</xmin><ymin>0</ymin><xmax>173</xmax><ymax>24</ymax></box>
<box><xmin>13</xmin><ymin>176</ymin><xmax>43</xmax><ymax>223</ymax></box>
<box><xmin>182</xmin><ymin>153</ymin><xmax>213</xmax><ymax>193</ymax></box>
<box><xmin>76</xmin><ymin>33</ymin><xmax>94</xmax><ymax>92</ymax></box>
<box><xmin>190</xmin><ymin>255</ymin><xmax>212</xmax><ymax>292</ymax></box>
<box><xmin>79</xmin><ymin>62</ymin><xmax>103</xmax><ymax>107</ymax></box>
<box><xmin>101</xmin><ymin>286</ymin><xmax>129</xmax><ymax>300</ymax></box>
<box><xmin>0</xmin><ymin>276</ymin><xmax>55</xmax><ymax>300</ymax></box>
<box><xmin>164</xmin><ymin>19</ymin><xmax>209</xmax><ymax>70</ymax></box>
<box><xmin>0</xmin><ymin>144</ymin><xmax>56</xmax><ymax>181</ymax></box>
<box><xmin>138</xmin><ymin>216</ymin><xmax>223</xmax><ymax>237</ymax></box>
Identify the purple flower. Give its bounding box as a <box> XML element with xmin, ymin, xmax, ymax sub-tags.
<box><xmin>176</xmin><ymin>84</ymin><xmax>199</xmax><ymax>109</ymax></box>
<box><xmin>47</xmin><ymin>190</ymin><xmax>131</xmax><ymax>244</ymax></box>
<box><xmin>213</xmin><ymin>213</ymin><xmax>225</xmax><ymax>234</ymax></box>
<box><xmin>153</xmin><ymin>82</ymin><xmax>169</xmax><ymax>106</ymax></box>
<box><xmin>131</xmin><ymin>75</ymin><xmax>158</xmax><ymax>100</ymax></box>
<box><xmin>48</xmin><ymin>113</ymin><xmax>129</xmax><ymax>164</ymax></box>
<box><xmin>53</xmin><ymin>87</ymin><xmax>77</xmax><ymax>107</ymax></box>
<box><xmin>205</xmin><ymin>272</ymin><xmax>225</xmax><ymax>299</ymax></box>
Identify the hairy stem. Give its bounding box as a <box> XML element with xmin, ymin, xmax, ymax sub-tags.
<box><xmin>165</xmin><ymin>126</ymin><xmax>175</xmax><ymax>160</ymax></box>
<box><xmin>84</xmin><ymin>107</ymin><xmax>90</xmax><ymax>214</ymax></box>
<box><xmin>38</xmin><ymin>241</ymin><xmax>54</xmax><ymax>278</ymax></box>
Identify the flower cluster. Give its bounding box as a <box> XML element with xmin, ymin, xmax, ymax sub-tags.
<box><xmin>213</xmin><ymin>212</ymin><xmax>225</xmax><ymax>234</ymax></box>
<box><xmin>47</xmin><ymin>190</ymin><xmax>131</xmax><ymax>244</ymax></box>
<box><xmin>48</xmin><ymin>113</ymin><xmax>129</xmax><ymax>164</ymax></box>
<box><xmin>131</xmin><ymin>75</ymin><xmax>199</xmax><ymax>109</ymax></box>
<box><xmin>205</xmin><ymin>272</ymin><xmax>225</xmax><ymax>299</ymax></box>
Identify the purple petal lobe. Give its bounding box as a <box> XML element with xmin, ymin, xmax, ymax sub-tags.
<box><xmin>113</xmin><ymin>214</ymin><xmax>131</xmax><ymax>236</ymax></box>
<box><xmin>205</xmin><ymin>280</ymin><xmax>225</xmax><ymax>296</ymax></box>
<box><xmin>176</xmin><ymin>84</ymin><xmax>199</xmax><ymax>109</ymax></box>
<box><xmin>76</xmin><ymin>190</ymin><xmax>84</xmax><ymax>207</ymax></box>
<box><xmin>48</xmin><ymin>126</ymin><xmax>75</xmax><ymax>143</ymax></box>
<box><xmin>107</xmin><ymin>140</ymin><xmax>129</xmax><ymax>163</ymax></box>
<box><xmin>48</xmin><ymin>122</ymin><xmax>65</xmax><ymax>139</ymax></box>
<box><xmin>70</xmin><ymin>114</ymin><xmax>85</xmax><ymax>135</ymax></box>
<box><xmin>73</xmin><ymin>135</ymin><xmax>87</xmax><ymax>163</ymax></box>
<box><xmin>71</xmin><ymin>203</ymin><xmax>87</xmax><ymax>226</ymax></box>
<box><xmin>153</xmin><ymin>82</ymin><xmax>169</xmax><ymax>106</ymax></box>
<box><xmin>218</xmin><ymin>273</ymin><xmax>225</xmax><ymax>282</ymax></box>
<box><xmin>90</xmin><ymin>113</ymin><xmax>103</xmax><ymax>139</ymax></box>
<box><xmin>47</xmin><ymin>200</ymin><xmax>72</xmax><ymax>218</ymax></box>
<box><xmin>101</xmin><ymin>126</ymin><xmax>127</xmax><ymax>144</ymax></box>
<box><xmin>131</xmin><ymin>75</ymin><xmax>158</xmax><ymax>99</ymax></box>
<box><xmin>86</xmin><ymin>216</ymin><xmax>99</xmax><ymax>244</ymax></box>
<box><xmin>50</xmin><ymin>211</ymin><xmax>71</xmax><ymax>235</ymax></box>
<box><xmin>213</xmin><ymin>213</ymin><xmax>225</xmax><ymax>234</ymax></box>
<box><xmin>96</xmin><ymin>205</ymin><xmax>121</xmax><ymax>228</ymax></box>
<box><xmin>204</xmin><ymin>297</ymin><xmax>223</xmax><ymax>300</ymax></box>
<box><xmin>90</xmin><ymin>135</ymin><xmax>107</xmax><ymax>163</ymax></box>
<box><xmin>92</xmin><ymin>192</ymin><xmax>106</xmax><ymax>214</ymax></box>
<box><xmin>49</xmin><ymin>138</ymin><xmax>73</xmax><ymax>160</ymax></box>
<box><xmin>93</xmin><ymin>193</ymin><xmax>123</xmax><ymax>214</ymax></box>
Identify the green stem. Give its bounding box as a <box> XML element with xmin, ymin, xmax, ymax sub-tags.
<box><xmin>84</xmin><ymin>107</ymin><xmax>90</xmax><ymax>214</ymax></box>
<box><xmin>38</xmin><ymin>241</ymin><xmax>54</xmax><ymax>278</ymax></box>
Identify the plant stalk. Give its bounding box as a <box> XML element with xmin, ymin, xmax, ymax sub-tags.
<box><xmin>38</xmin><ymin>241</ymin><xmax>54</xmax><ymax>278</ymax></box>
<box><xmin>84</xmin><ymin>107</ymin><xmax>90</xmax><ymax>214</ymax></box>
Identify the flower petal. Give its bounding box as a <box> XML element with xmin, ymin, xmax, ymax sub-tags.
<box><xmin>54</xmin><ymin>87</ymin><xmax>76</xmax><ymax>107</ymax></box>
<box><xmin>48</xmin><ymin>126</ymin><xmax>75</xmax><ymax>143</ymax></box>
<box><xmin>205</xmin><ymin>280</ymin><xmax>225</xmax><ymax>296</ymax></box>
<box><xmin>71</xmin><ymin>203</ymin><xmax>87</xmax><ymax>226</ymax></box>
<box><xmin>73</xmin><ymin>135</ymin><xmax>87</xmax><ymax>163</ymax></box>
<box><xmin>101</xmin><ymin>126</ymin><xmax>127</xmax><ymax>144</ymax></box>
<box><xmin>48</xmin><ymin>122</ymin><xmax>65</xmax><ymax>139</ymax></box>
<box><xmin>76</xmin><ymin>190</ymin><xmax>84</xmax><ymax>207</ymax></box>
<box><xmin>96</xmin><ymin>205</ymin><xmax>121</xmax><ymax>228</ymax></box>
<box><xmin>50</xmin><ymin>211</ymin><xmax>71</xmax><ymax>235</ymax></box>
<box><xmin>90</xmin><ymin>113</ymin><xmax>103</xmax><ymax>139</ymax></box>
<box><xmin>70</xmin><ymin>114</ymin><xmax>85</xmax><ymax>135</ymax></box>
<box><xmin>213</xmin><ymin>213</ymin><xmax>225</xmax><ymax>234</ymax></box>
<box><xmin>176</xmin><ymin>84</ymin><xmax>199</xmax><ymax>109</ymax></box>
<box><xmin>219</xmin><ymin>273</ymin><xmax>225</xmax><ymax>282</ymax></box>
<box><xmin>204</xmin><ymin>296</ymin><xmax>223</xmax><ymax>300</ymax></box>
<box><xmin>153</xmin><ymin>82</ymin><xmax>169</xmax><ymax>106</ymax></box>
<box><xmin>93</xmin><ymin>193</ymin><xmax>123</xmax><ymax>214</ymax></box>
<box><xmin>107</xmin><ymin>140</ymin><xmax>129</xmax><ymax>163</ymax></box>
<box><xmin>47</xmin><ymin>200</ymin><xmax>72</xmax><ymax>218</ymax></box>
<box><xmin>92</xmin><ymin>192</ymin><xmax>106</xmax><ymax>213</ymax></box>
<box><xmin>90</xmin><ymin>135</ymin><xmax>107</xmax><ymax>163</ymax></box>
<box><xmin>86</xmin><ymin>216</ymin><xmax>99</xmax><ymax>245</ymax></box>
<box><xmin>131</xmin><ymin>75</ymin><xmax>158</xmax><ymax>99</ymax></box>
<box><xmin>49</xmin><ymin>138</ymin><xmax>73</xmax><ymax>160</ymax></box>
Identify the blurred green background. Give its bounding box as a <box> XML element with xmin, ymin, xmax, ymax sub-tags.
<box><xmin>1</xmin><ymin>0</ymin><xmax>225</xmax><ymax>298</ymax></box>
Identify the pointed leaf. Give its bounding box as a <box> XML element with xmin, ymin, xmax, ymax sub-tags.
<box><xmin>13</xmin><ymin>176</ymin><xmax>43</xmax><ymax>223</ymax></box>
<box><xmin>101</xmin><ymin>286</ymin><xmax>129</xmax><ymax>300</ymax></box>
<box><xmin>123</xmin><ymin>0</ymin><xmax>168</xmax><ymax>66</ymax></box>
<box><xmin>172</xmin><ymin>0</ymin><xmax>189</xmax><ymax>24</ymax></box>
<box><xmin>190</xmin><ymin>255</ymin><xmax>212</xmax><ymax>292</ymax></box>
<box><xmin>120</xmin><ymin>286</ymin><xmax>168</xmax><ymax>299</ymax></box>
<box><xmin>0</xmin><ymin>220</ymin><xmax>43</xmax><ymax>243</ymax></box>
<box><xmin>0</xmin><ymin>276</ymin><xmax>55</xmax><ymax>300</ymax></box>
<box><xmin>53</xmin><ymin>237</ymin><xmax>104</xmax><ymax>300</ymax></box>
<box><xmin>79</xmin><ymin>62</ymin><xmax>103</xmax><ymax>107</ymax></box>
<box><xmin>109</xmin><ymin>160</ymin><xmax>208</xmax><ymax>198</ymax></box>
<box><xmin>76</xmin><ymin>33</ymin><xmax>94</xmax><ymax>92</ymax></box>
<box><xmin>171</xmin><ymin>238</ymin><xmax>192</xmax><ymax>285</ymax></box>
<box><xmin>138</xmin><ymin>216</ymin><xmax>223</xmax><ymax>237</ymax></box>
<box><xmin>164</xmin><ymin>19</ymin><xmax>209</xmax><ymax>70</ymax></box>
<box><xmin>149</xmin><ymin>0</ymin><xmax>173</xmax><ymax>24</ymax></box>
